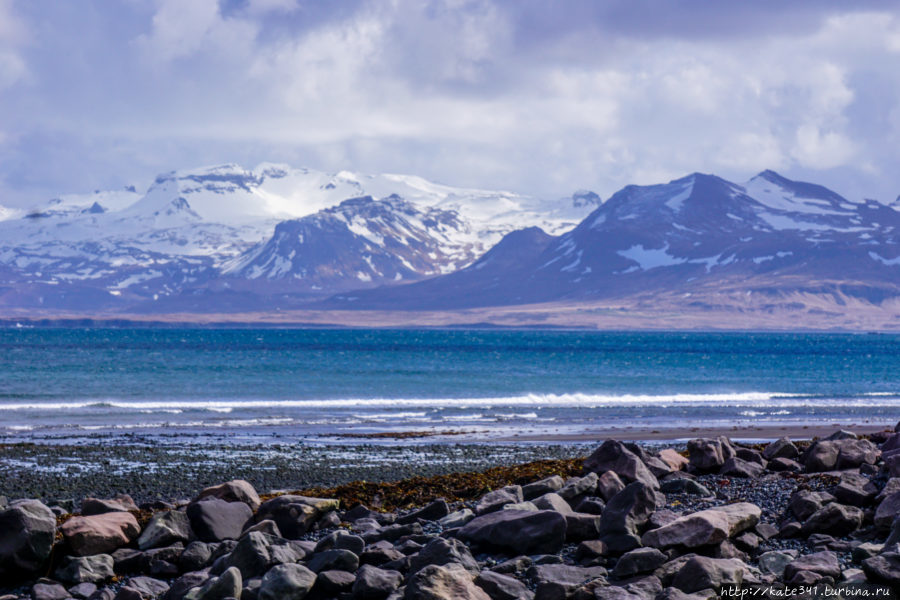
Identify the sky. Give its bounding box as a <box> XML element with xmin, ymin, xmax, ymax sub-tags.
<box><xmin>1</xmin><ymin>0</ymin><xmax>900</xmax><ymax>207</ymax></box>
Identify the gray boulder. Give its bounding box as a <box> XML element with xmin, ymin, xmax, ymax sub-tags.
<box><xmin>405</xmin><ymin>563</ymin><xmax>490</xmax><ymax>600</ymax></box>
<box><xmin>186</xmin><ymin>498</ymin><xmax>252</xmax><ymax>543</ymax></box>
<box><xmin>30</xmin><ymin>582</ymin><xmax>69</xmax><ymax>600</ymax></box>
<box><xmin>138</xmin><ymin>510</ymin><xmax>193</xmax><ymax>550</ymax></box>
<box><xmin>671</xmin><ymin>557</ymin><xmax>747</xmax><ymax>594</ymax></box>
<box><xmin>194</xmin><ymin>480</ymin><xmax>261</xmax><ymax>512</ymax></box>
<box><xmin>659</xmin><ymin>478</ymin><xmax>711</xmax><ymax>496</ymax></box>
<box><xmin>598</xmin><ymin>482</ymin><xmax>658</xmax><ymax>553</ymax></box>
<box><xmin>757</xmin><ymin>550</ymin><xmax>798</xmax><ymax>578</ymax></box>
<box><xmin>474</xmin><ymin>570</ymin><xmax>533</xmax><ymax>600</ymax></box>
<box><xmin>877</xmin><ymin>491</ymin><xmax>900</xmax><ymax>529</ymax></box>
<box><xmin>475</xmin><ymin>486</ymin><xmax>523</xmax><ymax>515</ymax></box>
<box><xmin>719</xmin><ymin>457</ymin><xmax>763</xmax><ymax>478</ymax></box>
<box><xmin>54</xmin><ymin>553</ymin><xmax>114</xmax><ymax>584</ymax></box>
<box><xmin>833</xmin><ymin>472</ymin><xmax>878</xmax><ymax>507</ymax></box>
<box><xmin>583</xmin><ymin>440</ymin><xmax>659</xmax><ymax>489</ymax></box>
<box><xmin>800</xmin><ymin>503</ymin><xmax>863</xmax><ymax>537</ymax></box>
<box><xmin>397</xmin><ymin>500</ymin><xmax>450</xmax><ymax>524</ymax></box>
<box><xmin>353</xmin><ymin>564</ymin><xmax>404</xmax><ymax>599</ymax></box>
<box><xmin>789</xmin><ymin>489</ymin><xmax>834</xmax><ymax>521</ymax></box>
<box><xmin>862</xmin><ymin>552</ymin><xmax>900</xmax><ymax>588</ymax></box>
<box><xmin>556</xmin><ymin>473</ymin><xmax>599</xmax><ymax>501</ymax></box>
<box><xmin>410</xmin><ymin>537</ymin><xmax>478</xmax><ymax>574</ymax></box>
<box><xmin>686</xmin><ymin>437</ymin><xmax>734</xmax><ymax>473</ymax></box>
<box><xmin>458</xmin><ymin>510</ymin><xmax>566</xmax><ymax>555</ymax></box>
<box><xmin>642</xmin><ymin>503</ymin><xmax>760</xmax><ymax>549</ymax></box>
<box><xmin>613</xmin><ymin>547</ymin><xmax>666</xmax><ymax>578</ymax></box>
<box><xmin>315</xmin><ymin>530</ymin><xmax>366</xmax><ymax>555</ymax></box>
<box><xmin>522</xmin><ymin>476</ymin><xmax>564</xmax><ymax>501</ymax></box>
<box><xmin>438</xmin><ymin>509</ymin><xmax>474</xmax><ymax>530</ymax></box>
<box><xmin>596</xmin><ymin>471</ymin><xmax>626</xmax><ymax>502</ymax></box>
<box><xmin>783</xmin><ymin>551</ymin><xmax>840</xmax><ymax>584</ymax></box>
<box><xmin>184</xmin><ymin>566</ymin><xmax>242</xmax><ymax>600</ymax></box>
<box><xmin>258</xmin><ymin>563</ymin><xmax>316</xmax><ymax>600</ymax></box>
<box><xmin>530</xmin><ymin>493</ymin><xmax>572</xmax><ymax>514</ymax></box>
<box><xmin>255</xmin><ymin>495</ymin><xmax>340</xmax><ymax>539</ymax></box>
<box><xmin>0</xmin><ymin>499</ymin><xmax>57</xmax><ymax>580</ymax></box>
<box><xmin>762</xmin><ymin>437</ymin><xmax>799</xmax><ymax>460</ymax></box>
<box><xmin>306</xmin><ymin>548</ymin><xmax>359</xmax><ymax>573</ymax></box>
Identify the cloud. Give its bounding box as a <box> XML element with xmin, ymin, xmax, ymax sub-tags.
<box><xmin>1</xmin><ymin>1</ymin><xmax>900</xmax><ymax>207</ymax></box>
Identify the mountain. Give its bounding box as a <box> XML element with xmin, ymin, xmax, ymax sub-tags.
<box><xmin>326</xmin><ymin>170</ymin><xmax>900</xmax><ymax>311</ymax></box>
<box><xmin>0</xmin><ymin>163</ymin><xmax>598</xmax><ymax>310</ymax></box>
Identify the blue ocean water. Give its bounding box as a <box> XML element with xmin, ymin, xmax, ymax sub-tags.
<box><xmin>0</xmin><ymin>328</ymin><xmax>897</xmax><ymax>440</ymax></box>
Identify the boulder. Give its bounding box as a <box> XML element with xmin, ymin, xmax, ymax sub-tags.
<box><xmin>353</xmin><ymin>564</ymin><xmax>404</xmax><ymax>599</ymax></box>
<box><xmin>805</xmin><ymin>439</ymin><xmax>880</xmax><ymax>472</ymax></box>
<box><xmin>530</xmin><ymin>493</ymin><xmax>572</xmax><ymax>514</ymax></box>
<box><xmin>583</xmin><ymin>440</ymin><xmax>659</xmax><ymax>489</ymax></box>
<box><xmin>405</xmin><ymin>563</ymin><xmax>491</xmax><ymax>600</ymax></box>
<box><xmin>217</xmin><ymin>530</ymin><xmax>272</xmax><ymax>579</ymax></box>
<box><xmin>762</xmin><ymin>437</ymin><xmax>799</xmax><ymax>460</ymax></box>
<box><xmin>800</xmin><ymin>503</ymin><xmax>863</xmax><ymax>537</ymax></box>
<box><xmin>475</xmin><ymin>486</ymin><xmax>523</xmax><ymax>515</ymax></box>
<box><xmin>836</xmin><ymin>438</ymin><xmax>881</xmax><ymax>469</ymax></box>
<box><xmin>410</xmin><ymin>537</ymin><xmax>478</xmax><ymax>574</ymax></box>
<box><xmin>598</xmin><ymin>482</ymin><xmax>658</xmax><ymax>553</ymax></box>
<box><xmin>757</xmin><ymin>550</ymin><xmax>798</xmax><ymax>578</ymax></box>
<box><xmin>719</xmin><ymin>457</ymin><xmax>763</xmax><ymax>478</ymax></box>
<box><xmin>783</xmin><ymin>551</ymin><xmax>840</xmax><ymax>584</ymax></box>
<box><xmin>61</xmin><ymin>511</ymin><xmax>141</xmax><ymax>556</ymax></box>
<box><xmin>767</xmin><ymin>457</ymin><xmax>802</xmax><ymax>472</ymax></box>
<box><xmin>563</xmin><ymin>513</ymin><xmax>602</xmax><ymax>542</ymax></box>
<box><xmin>184</xmin><ymin>566</ymin><xmax>242</xmax><ymax>600</ymax></box>
<box><xmin>877</xmin><ymin>491</ymin><xmax>900</xmax><ymax>529</ymax></box>
<box><xmin>671</xmin><ymin>557</ymin><xmax>747</xmax><ymax>594</ymax></box>
<box><xmin>557</xmin><ymin>473</ymin><xmax>599</xmax><ymax>501</ymax></box>
<box><xmin>596</xmin><ymin>471</ymin><xmax>626</xmax><ymax>502</ymax></box>
<box><xmin>54</xmin><ymin>553</ymin><xmax>115</xmax><ymax>584</ymax></box>
<box><xmin>137</xmin><ymin>510</ymin><xmax>193</xmax><ymax>550</ymax></box>
<box><xmin>119</xmin><ymin>576</ymin><xmax>169</xmax><ymax>599</ymax></box>
<box><xmin>306</xmin><ymin>548</ymin><xmax>360</xmax><ymax>573</ymax></box>
<box><xmin>659</xmin><ymin>478</ymin><xmax>711</xmax><ymax>496</ymax></box>
<box><xmin>474</xmin><ymin>570</ymin><xmax>533</xmax><ymax>600</ymax></box>
<box><xmin>522</xmin><ymin>476</ymin><xmax>564</xmax><ymax>501</ymax></box>
<box><xmin>573</xmin><ymin>497</ymin><xmax>604</xmax><ymax>515</ymax></box>
<box><xmin>194</xmin><ymin>480</ymin><xmax>261</xmax><ymax>511</ymax></box>
<box><xmin>315</xmin><ymin>530</ymin><xmax>366</xmax><ymax>555</ymax></box>
<box><xmin>0</xmin><ymin>499</ymin><xmax>57</xmax><ymax>580</ymax></box>
<box><xmin>81</xmin><ymin>494</ymin><xmax>139</xmax><ymax>516</ymax></box>
<box><xmin>642</xmin><ymin>503</ymin><xmax>760</xmax><ymax>549</ymax></box>
<box><xmin>258</xmin><ymin>563</ymin><xmax>316</xmax><ymax>600</ymax></box>
<box><xmin>790</xmin><ymin>490</ymin><xmax>835</xmax><ymax>521</ymax></box>
<box><xmin>658</xmin><ymin>449</ymin><xmax>689</xmax><ymax>472</ymax></box>
<box><xmin>862</xmin><ymin>552</ymin><xmax>900</xmax><ymax>588</ymax></box>
<box><xmin>186</xmin><ymin>498</ymin><xmax>252</xmax><ymax>542</ymax></box>
<box><xmin>686</xmin><ymin>437</ymin><xmax>734</xmax><ymax>473</ymax></box>
<box><xmin>438</xmin><ymin>509</ymin><xmax>475</xmax><ymax>529</ymax></box>
<box><xmin>458</xmin><ymin>510</ymin><xmax>566</xmax><ymax>555</ymax></box>
<box><xmin>179</xmin><ymin>541</ymin><xmax>213</xmax><ymax>572</ymax></box>
<box><xmin>527</xmin><ymin>564</ymin><xmax>608</xmax><ymax>598</ymax></box>
<box><xmin>30</xmin><ymin>582</ymin><xmax>69</xmax><ymax>600</ymax></box>
<box><xmin>68</xmin><ymin>582</ymin><xmax>98</xmax><ymax>599</ymax></box>
<box><xmin>255</xmin><ymin>495</ymin><xmax>340</xmax><ymax>539</ymax></box>
<box><xmin>397</xmin><ymin>500</ymin><xmax>450</xmax><ymax>524</ymax></box>
<box><xmin>314</xmin><ymin>569</ymin><xmax>356</xmax><ymax>596</ymax></box>
<box><xmin>613</xmin><ymin>547</ymin><xmax>666</xmax><ymax>578</ymax></box>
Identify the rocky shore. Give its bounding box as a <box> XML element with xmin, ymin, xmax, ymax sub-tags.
<box><xmin>2</xmin><ymin>428</ymin><xmax>900</xmax><ymax>599</ymax></box>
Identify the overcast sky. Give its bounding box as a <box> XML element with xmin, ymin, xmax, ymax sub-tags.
<box><xmin>2</xmin><ymin>0</ymin><xmax>900</xmax><ymax>206</ymax></box>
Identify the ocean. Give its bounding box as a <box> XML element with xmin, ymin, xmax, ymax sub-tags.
<box><xmin>0</xmin><ymin>327</ymin><xmax>897</xmax><ymax>442</ymax></box>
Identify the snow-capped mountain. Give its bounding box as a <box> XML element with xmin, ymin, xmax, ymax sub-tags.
<box><xmin>0</xmin><ymin>163</ymin><xmax>598</xmax><ymax>309</ymax></box>
<box><xmin>329</xmin><ymin>170</ymin><xmax>900</xmax><ymax>310</ymax></box>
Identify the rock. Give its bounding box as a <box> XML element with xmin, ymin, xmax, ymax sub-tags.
<box><xmin>405</xmin><ymin>563</ymin><xmax>490</xmax><ymax>600</ymax></box>
<box><xmin>613</xmin><ymin>547</ymin><xmax>666</xmax><ymax>578</ymax></box>
<box><xmin>762</xmin><ymin>437</ymin><xmax>799</xmax><ymax>460</ymax></box>
<box><xmin>313</xmin><ymin>569</ymin><xmax>355</xmax><ymax>596</ymax></box>
<box><xmin>69</xmin><ymin>582</ymin><xmax>98</xmax><ymax>599</ymax></box>
<box><xmin>530</xmin><ymin>493</ymin><xmax>572</xmax><ymax>514</ymax></box>
<box><xmin>458</xmin><ymin>510</ymin><xmax>566</xmax><ymax>555</ymax></box>
<box><xmin>195</xmin><ymin>480</ymin><xmax>261</xmax><ymax>512</ymax></box>
<box><xmin>887</xmin><ymin>454</ymin><xmax>900</xmax><ymax>478</ymax></box>
<box><xmin>312</xmin><ymin>530</ymin><xmax>363</xmax><ymax>556</ymax></box>
<box><xmin>862</xmin><ymin>552</ymin><xmax>900</xmax><ymax>587</ymax></box>
<box><xmin>562</xmin><ymin>512</ymin><xmax>602</xmax><ymax>542</ymax></box>
<box><xmin>184</xmin><ymin>566</ymin><xmax>242</xmax><ymax>600</ymax></box>
<box><xmin>475</xmin><ymin>487</ymin><xmax>523</xmax><ymax>515</ymax></box>
<box><xmin>55</xmin><ymin>553</ymin><xmax>115</xmax><ymax>584</ymax></box>
<box><xmin>642</xmin><ymin>503</ymin><xmax>760</xmax><ymax>549</ymax></box>
<box><xmin>179</xmin><ymin>541</ymin><xmax>213</xmax><ymax>572</ymax></box>
<box><xmin>243</xmin><ymin>519</ymin><xmax>281</xmax><ymax>537</ymax></box>
<box><xmin>852</xmin><ymin>542</ymin><xmax>884</xmax><ymax>562</ymax></box>
<box><xmin>353</xmin><ymin>564</ymin><xmax>404</xmax><ymax>599</ymax></box>
<box><xmin>876</xmin><ymin>491</ymin><xmax>900</xmax><ymax>529</ymax></box>
<box><xmin>31</xmin><ymin>581</ymin><xmax>70</xmax><ymax>600</ymax></box>
<box><xmin>686</xmin><ymin>437</ymin><xmax>734</xmax><ymax>473</ymax></box>
<box><xmin>573</xmin><ymin>497</ymin><xmax>604</xmax><ymax>515</ymax></box>
<box><xmin>258</xmin><ymin>563</ymin><xmax>316</xmax><ymax>600</ymax></box>
<box><xmin>757</xmin><ymin>550</ymin><xmax>797</xmax><ymax>577</ymax></box>
<box><xmin>805</xmin><ymin>438</ymin><xmax>880</xmax><ymax>472</ymax></box>
<box><xmin>218</xmin><ymin>530</ymin><xmax>272</xmax><ymax>579</ymax></box>
<box><xmin>522</xmin><ymin>476</ymin><xmax>564</xmax><ymax>501</ymax></box>
<box><xmin>597</xmin><ymin>482</ymin><xmax>657</xmax><ymax>553</ymax></box>
<box><xmin>527</xmin><ymin>564</ymin><xmax>607</xmax><ymax>599</ymax></box>
<box><xmin>398</xmin><ymin>500</ymin><xmax>450</xmax><ymax>524</ymax></box>
<box><xmin>491</xmin><ymin>556</ymin><xmax>533</xmax><ymax>575</ymax></box>
<box><xmin>255</xmin><ymin>495</ymin><xmax>340</xmax><ymax>539</ymax></box>
<box><xmin>138</xmin><ymin>510</ymin><xmax>193</xmax><ymax>550</ymax></box>
<box><xmin>803</xmin><ymin>440</ymin><xmax>840</xmax><ymax>472</ymax></box>
<box><xmin>658</xmin><ymin>449</ymin><xmax>689</xmax><ymax>472</ymax></box>
<box><xmin>410</xmin><ymin>537</ymin><xmax>478</xmax><ymax>573</ymax></box>
<box><xmin>165</xmin><ymin>571</ymin><xmax>209</xmax><ymax>600</ymax></box>
<box><xmin>766</xmin><ymin>457</ymin><xmax>802</xmax><ymax>472</ymax></box>
<box><xmin>438</xmin><ymin>509</ymin><xmax>474</xmax><ymax>529</ymax></box>
<box><xmin>306</xmin><ymin>548</ymin><xmax>359</xmax><ymax>573</ymax></box>
<box><xmin>61</xmin><ymin>511</ymin><xmax>141</xmax><ymax>556</ymax></box>
<box><xmin>81</xmin><ymin>495</ymin><xmax>139</xmax><ymax>516</ymax></box>
<box><xmin>671</xmin><ymin>557</ymin><xmax>747</xmax><ymax>594</ymax></box>
<box><xmin>119</xmin><ymin>576</ymin><xmax>170</xmax><ymax>599</ymax></box>
<box><xmin>789</xmin><ymin>490</ymin><xmax>834</xmax><ymax>521</ymax></box>
<box><xmin>186</xmin><ymin>498</ymin><xmax>252</xmax><ymax>542</ymax></box>
<box><xmin>574</xmin><ymin>540</ymin><xmax>607</xmax><ymax>564</ymax></box>
<box><xmin>800</xmin><ymin>502</ymin><xmax>863</xmax><ymax>537</ymax></box>
<box><xmin>0</xmin><ymin>499</ymin><xmax>57</xmax><ymax>580</ymax></box>
<box><xmin>783</xmin><ymin>551</ymin><xmax>840</xmax><ymax>584</ymax></box>
<box><xmin>877</xmin><ymin>478</ymin><xmax>900</xmax><ymax>502</ymax></box>
<box><xmin>659</xmin><ymin>479</ymin><xmax>711</xmax><ymax>496</ymax></box>
<box><xmin>503</xmin><ymin>501</ymin><xmax>538</xmax><ymax>512</ymax></box>
<box><xmin>557</xmin><ymin>473</ymin><xmax>599</xmax><ymax>501</ymax></box>
<box><xmin>361</xmin><ymin>542</ymin><xmax>405</xmax><ymax>567</ymax></box>
<box><xmin>473</xmin><ymin>570</ymin><xmax>532</xmax><ymax>600</ymax></box>
<box><xmin>365</xmin><ymin>522</ymin><xmax>422</xmax><ymax>543</ymax></box>
<box><xmin>595</xmin><ymin>471</ymin><xmax>626</xmax><ymax>502</ymax></box>
<box><xmin>719</xmin><ymin>457</ymin><xmax>763</xmax><ymax>478</ymax></box>
<box><xmin>583</xmin><ymin>440</ymin><xmax>659</xmax><ymax>489</ymax></box>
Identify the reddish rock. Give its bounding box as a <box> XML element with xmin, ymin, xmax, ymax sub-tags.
<box><xmin>61</xmin><ymin>512</ymin><xmax>141</xmax><ymax>556</ymax></box>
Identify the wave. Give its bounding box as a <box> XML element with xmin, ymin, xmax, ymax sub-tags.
<box><xmin>0</xmin><ymin>391</ymin><xmax>898</xmax><ymax>412</ymax></box>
